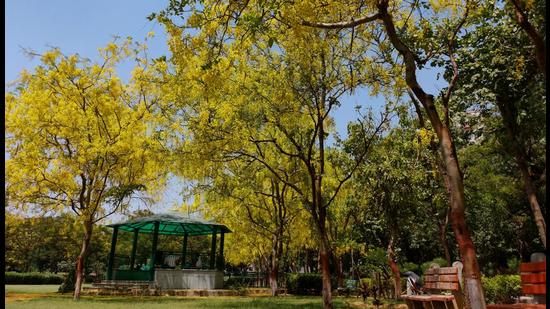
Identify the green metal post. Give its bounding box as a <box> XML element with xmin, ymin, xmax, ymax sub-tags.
<box><xmin>106</xmin><ymin>226</ymin><xmax>119</xmax><ymax>280</ymax></box>
<box><xmin>129</xmin><ymin>228</ymin><xmax>139</xmax><ymax>271</ymax></box>
<box><xmin>181</xmin><ymin>232</ymin><xmax>188</xmax><ymax>269</ymax></box>
<box><xmin>209</xmin><ymin>228</ymin><xmax>217</xmax><ymax>269</ymax></box>
<box><xmin>217</xmin><ymin>231</ymin><xmax>225</xmax><ymax>271</ymax></box>
<box><xmin>149</xmin><ymin>222</ymin><xmax>160</xmax><ymax>281</ymax></box>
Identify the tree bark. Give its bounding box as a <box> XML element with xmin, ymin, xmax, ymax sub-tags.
<box><xmin>269</xmin><ymin>229</ymin><xmax>284</xmax><ymax>296</ymax></box>
<box><xmin>508</xmin><ymin>0</ymin><xmax>546</xmax><ymax>79</ymax></box>
<box><xmin>495</xmin><ymin>95</ymin><xmax>546</xmax><ymax>248</ymax></box>
<box><xmin>387</xmin><ymin>234</ymin><xmax>401</xmax><ymax>299</ymax></box>
<box><xmin>74</xmin><ymin>220</ymin><xmax>93</xmax><ymax>301</ymax></box>
<box><xmin>410</xmin><ymin>90</ymin><xmax>454</xmax><ymax>267</ymax></box>
<box><xmin>335</xmin><ymin>254</ymin><xmax>344</xmax><ymax>288</ymax></box>
<box><xmin>318</xmin><ymin>222</ymin><xmax>333</xmax><ymax>309</ymax></box>
<box><xmin>376</xmin><ymin>2</ymin><xmax>486</xmax><ymax>309</ymax></box>
<box><xmin>269</xmin><ymin>254</ymin><xmax>279</xmax><ymax>296</ymax></box>
<box><xmin>439</xmin><ymin>216</ymin><xmax>452</xmax><ymax>266</ymax></box>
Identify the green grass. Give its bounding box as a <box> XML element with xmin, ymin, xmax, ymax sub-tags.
<box><xmin>6</xmin><ymin>296</ymin><xmax>356</xmax><ymax>309</ymax></box>
<box><xmin>5</xmin><ymin>284</ymin><xmax>92</xmax><ymax>294</ymax></box>
<box><xmin>5</xmin><ymin>285</ymin><xmax>356</xmax><ymax>308</ymax></box>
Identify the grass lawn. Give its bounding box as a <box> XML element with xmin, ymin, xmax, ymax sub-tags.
<box><xmin>5</xmin><ymin>284</ymin><xmax>92</xmax><ymax>294</ymax></box>
<box><xmin>5</xmin><ymin>285</ymin><xmax>365</xmax><ymax>308</ymax></box>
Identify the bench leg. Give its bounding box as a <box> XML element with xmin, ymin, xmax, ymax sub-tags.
<box><xmin>405</xmin><ymin>299</ymin><xmax>420</xmax><ymax>309</ymax></box>
<box><xmin>451</xmin><ymin>298</ymin><xmax>459</xmax><ymax>309</ymax></box>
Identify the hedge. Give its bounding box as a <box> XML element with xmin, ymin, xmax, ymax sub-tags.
<box><xmin>482</xmin><ymin>274</ymin><xmax>522</xmax><ymax>304</ymax></box>
<box><xmin>286</xmin><ymin>273</ymin><xmax>339</xmax><ymax>295</ymax></box>
<box><xmin>5</xmin><ymin>272</ymin><xmax>65</xmax><ymax>285</ymax></box>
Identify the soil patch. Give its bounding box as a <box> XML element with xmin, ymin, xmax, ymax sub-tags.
<box><xmin>5</xmin><ymin>293</ymin><xmax>55</xmax><ymax>304</ymax></box>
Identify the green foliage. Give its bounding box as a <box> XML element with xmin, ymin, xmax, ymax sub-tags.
<box><xmin>286</xmin><ymin>273</ymin><xmax>323</xmax><ymax>295</ymax></box>
<box><xmin>5</xmin><ymin>272</ymin><xmax>64</xmax><ymax>285</ymax></box>
<box><xmin>420</xmin><ymin>257</ymin><xmax>448</xmax><ymax>274</ymax></box>
<box><xmin>359</xmin><ymin>277</ymin><xmax>375</xmax><ymax>295</ymax></box>
<box><xmin>481</xmin><ymin>275</ymin><xmax>522</xmax><ymax>304</ymax></box>
<box><xmin>58</xmin><ymin>266</ymin><xmax>76</xmax><ymax>294</ymax></box>
<box><xmin>354</xmin><ymin>248</ymin><xmax>388</xmax><ymax>276</ymax></box>
<box><xmin>5</xmin><ymin>213</ymin><xmax>111</xmax><ymax>274</ymax></box>
<box><xmin>400</xmin><ymin>262</ymin><xmax>419</xmax><ymax>273</ymax></box>
<box><xmin>223</xmin><ymin>278</ymin><xmax>249</xmax><ymax>295</ymax></box>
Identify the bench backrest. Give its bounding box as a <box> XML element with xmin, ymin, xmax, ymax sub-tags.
<box><xmin>520</xmin><ymin>261</ymin><xmax>546</xmax><ymax>295</ymax></box>
<box><xmin>424</xmin><ymin>266</ymin><xmax>461</xmax><ymax>291</ymax></box>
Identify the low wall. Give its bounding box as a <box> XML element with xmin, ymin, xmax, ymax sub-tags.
<box><xmin>154</xmin><ymin>269</ymin><xmax>224</xmax><ymax>290</ymax></box>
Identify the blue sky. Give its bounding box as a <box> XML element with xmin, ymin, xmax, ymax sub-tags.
<box><xmin>5</xmin><ymin>0</ymin><xmax>446</xmax><ymax>220</ymax></box>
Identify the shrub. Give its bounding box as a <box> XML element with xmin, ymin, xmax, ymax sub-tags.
<box><xmin>58</xmin><ymin>266</ymin><xmax>76</xmax><ymax>294</ymax></box>
<box><xmin>400</xmin><ymin>262</ymin><xmax>419</xmax><ymax>273</ymax></box>
<box><xmin>482</xmin><ymin>275</ymin><xmax>521</xmax><ymax>304</ymax></box>
<box><xmin>359</xmin><ymin>278</ymin><xmax>375</xmax><ymax>294</ymax></box>
<box><xmin>286</xmin><ymin>273</ymin><xmax>323</xmax><ymax>295</ymax></box>
<box><xmin>5</xmin><ymin>272</ymin><xmax>65</xmax><ymax>285</ymax></box>
<box><xmin>57</xmin><ymin>261</ymin><xmax>72</xmax><ymax>273</ymax></box>
<box><xmin>420</xmin><ymin>257</ymin><xmax>448</xmax><ymax>274</ymax></box>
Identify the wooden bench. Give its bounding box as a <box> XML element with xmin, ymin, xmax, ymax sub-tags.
<box><xmin>487</xmin><ymin>261</ymin><xmax>546</xmax><ymax>309</ymax></box>
<box><xmin>402</xmin><ymin>266</ymin><xmax>464</xmax><ymax>309</ymax></box>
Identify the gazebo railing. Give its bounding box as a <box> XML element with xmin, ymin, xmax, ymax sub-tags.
<box><xmin>154</xmin><ymin>251</ymin><xmax>215</xmax><ymax>270</ymax></box>
<box><xmin>108</xmin><ymin>251</ymin><xmax>218</xmax><ymax>281</ymax></box>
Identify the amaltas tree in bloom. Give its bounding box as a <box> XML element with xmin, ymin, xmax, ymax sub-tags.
<box><xmin>5</xmin><ymin>39</ymin><xmax>167</xmax><ymax>300</ymax></box>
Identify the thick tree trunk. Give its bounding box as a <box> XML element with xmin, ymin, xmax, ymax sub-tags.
<box><xmin>495</xmin><ymin>95</ymin><xmax>546</xmax><ymax>249</ymax></box>
<box><xmin>410</xmin><ymin>91</ymin><xmax>454</xmax><ymax>267</ymax></box>
<box><xmin>269</xmin><ymin>231</ymin><xmax>284</xmax><ymax>296</ymax></box>
<box><xmin>74</xmin><ymin>220</ymin><xmax>93</xmax><ymax>301</ymax></box>
<box><xmin>269</xmin><ymin>256</ymin><xmax>279</xmax><ymax>296</ymax></box>
<box><xmin>387</xmin><ymin>234</ymin><xmax>401</xmax><ymax>299</ymax></box>
<box><xmin>319</xmin><ymin>229</ymin><xmax>333</xmax><ymax>309</ymax></box>
<box><xmin>440</xmin><ymin>128</ymin><xmax>485</xmax><ymax>309</ymax></box>
<box><xmin>377</xmin><ymin>2</ymin><xmax>486</xmax><ymax>308</ymax></box>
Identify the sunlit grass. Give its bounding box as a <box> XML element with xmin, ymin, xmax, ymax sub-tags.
<box><xmin>5</xmin><ymin>284</ymin><xmax>90</xmax><ymax>294</ymax></box>
<box><xmin>5</xmin><ymin>285</ymin><xmax>358</xmax><ymax>308</ymax></box>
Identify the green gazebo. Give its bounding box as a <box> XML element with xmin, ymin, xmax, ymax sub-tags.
<box><xmin>105</xmin><ymin>213</ymin><xmax>231</xmax><ymax>289</ymax></box>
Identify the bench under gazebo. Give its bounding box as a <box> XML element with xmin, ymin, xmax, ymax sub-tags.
<box><xmin>100</xmin><ymin>213</ymin><xmax>231</xmax><ymax>291</ymax></box>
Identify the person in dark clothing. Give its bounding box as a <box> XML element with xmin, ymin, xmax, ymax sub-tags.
<box><xmin>402</xmin><ymin>271</ymin><xmax>423</xmax><ymax>295</ymax></box>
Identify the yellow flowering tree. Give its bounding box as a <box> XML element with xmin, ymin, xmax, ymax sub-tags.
<box><xmin>5</xmin><ymin>39</ymin><xmax>167</xmax><ymax>300</ymax></box>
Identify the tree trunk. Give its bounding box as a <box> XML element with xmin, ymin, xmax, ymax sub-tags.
<box><xmin>269</xmin><ymin>231</ymin><xmax>284</xmax><ymax>296</ymax></box>
<box><xmin>441</xmin><ymin>128</ymin><xmax>485</xmax><ymax>309</ymax></box>
<box><xmin>377</xmin><ymin>2</ymin><xmax>486</xmax><ymax>308</ymax></box>
<box><xmin>269</xmin><ymin>255</ymin><xmax>279</xmax><ymax>296</ymax></box>
<box><xmin>319</xmin><ymin>229</ymin><xmax>333</xmax><ymax>309</ymax></box>
<box><xmin>387</xmin><ymin>234</ymin><xmax>401</xmax><ymax>299</ymax></box>
<box><xmin>336</xmin><ymin>254</ymin><xmax>344</xmax><ymax>288</ymax></box>
<box><xmin>495</xmin><ymin>95</ymin><xmax>546</xmax><ymax>249</ymax></box>
<box><xmin>439</xmin><ymin>211</ymin><xmax>452</xmax><ymax>266</ymax></box>
<box><xmin>509</xmin><ymin>0</ymin><xmax>546</xmax><ymax>79</ymax></box>
<box><xmin>74</xmin><ymin>220</ymin><xmax>93</xmax><ymax>301</ymax></box>
<box><xmin>517</xmin><ymin>160</ymin><xmax>546</xmax><ymax>248</ymax></box>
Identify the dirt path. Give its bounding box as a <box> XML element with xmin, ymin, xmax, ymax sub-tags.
<box><xmin>5</xmin><ymin>293</ymin><xmax>53</xmax><ymax>304</ymax></box>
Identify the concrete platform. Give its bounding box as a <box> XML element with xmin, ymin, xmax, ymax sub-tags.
<box><xmin>155</xmin><ymin>269</ymin><xmax>223</xmax><ymax>290</ymax></box>
<box><xmin>82</xmin><ymin>282</ymin><xmax>271</xmax><ymax>297</ymax></box>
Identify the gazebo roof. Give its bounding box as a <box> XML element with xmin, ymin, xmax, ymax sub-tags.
<box><xmin>107</xmin><ymin>213</ymin><xmax>231</xmax><ymax>236</ymax></box>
